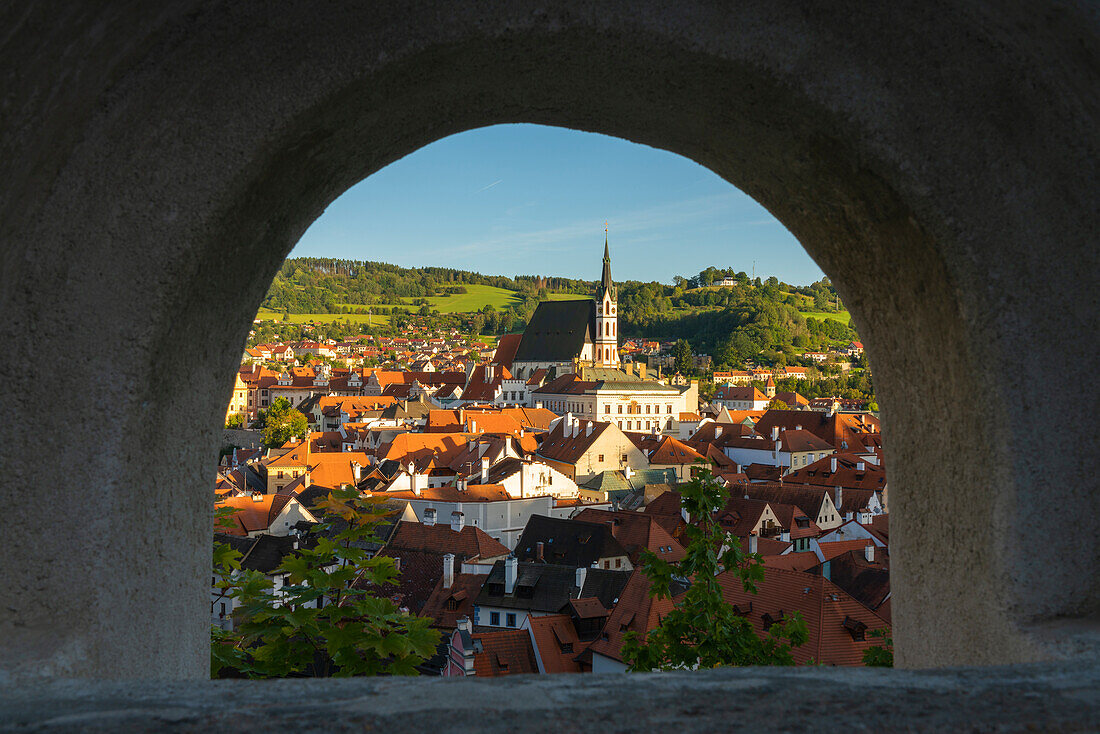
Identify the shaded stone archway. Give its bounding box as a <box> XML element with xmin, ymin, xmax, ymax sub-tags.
<box><xmin>1</xmin><ymin>1</ymin><xmax>1097</xmax><ymax>682</ymax></box>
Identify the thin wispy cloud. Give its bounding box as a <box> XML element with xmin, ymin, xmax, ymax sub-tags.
<box><xmin>474</xmin><ymin>179</ymin><xmax>503</xmax><ymax>194</ymax></box>
<box><xmin>449</xmin><ymin>192</ymin><xmax>741</xmax><ymax>259</ymax></box>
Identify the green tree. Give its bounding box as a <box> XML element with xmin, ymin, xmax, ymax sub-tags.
<box><xmin>622</xmin><ymin>468</ymin><xmax>808</xmax><ymax>671</ymax></box>
<box><xmin>258</xmin><ymin>397</ymin><xmax>308</xmax><ymax>448</ymax></box>
<box><xmin>225</xmin><ymin>414</ymin><xmax>245</xmax><ymax>429</ymax></box>
<box><xmin>862</xmin><ymin>628</ymin><xmax>894</xmax><ymax>667</ymax></box>
<box><xmin>767</xmin><ymin>399</ymin><xmax>790</xmax><ymax>410</ymax></box>
<box><xmin>673</xmin><ymin>339</ymin><xmax>694</xmax><ymax>375</ymax></box>
<box><xmin>212</xmin><ymin>486</ymin><xmax>441</xmax><ymax>678</ymax></box>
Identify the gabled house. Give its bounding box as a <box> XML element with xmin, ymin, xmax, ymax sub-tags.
<box><xmin>215</xmin><ymin>493</ymin><xmax>318</xmax><ymax>538</ymax></box>
<box><xmin>536</xmin><ymin>416</ymin><xmax>649</xmax><ymax>484</ymax></box>
<box><xmin>513</xmin><ymin>515</ymin><xmax>632</xmax><ymax>571</ymax></box>
<box><xmin>443</xmin><ymin>617</ymin><xmax>538</xmax><ymax>678</ymax></box>
<box><xmin>473</xmin><ymin>557</ymin><xmax>631</xmax><ymax>631</ymax></box>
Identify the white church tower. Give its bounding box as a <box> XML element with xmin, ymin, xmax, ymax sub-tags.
<box><xmin>594</xmin><ymin>234</ymin><xmax>619</xmax><ymax>368</ymax></box>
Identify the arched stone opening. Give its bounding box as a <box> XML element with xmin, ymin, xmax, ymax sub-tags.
<box><xmin>1</xmin><ymin>2</ymin><xmax>1096</xmax><ymax>683</ymax></box>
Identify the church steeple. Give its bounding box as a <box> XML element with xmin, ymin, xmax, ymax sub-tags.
<box><xmin>599</xmin><ymin>231</ymin><xmax>616</xmax><ymax>301</ymax></box>
<box><xmin>593</xmin><ymin>228</ymin><xmax>619</xmax><ymax>368</ymax></box>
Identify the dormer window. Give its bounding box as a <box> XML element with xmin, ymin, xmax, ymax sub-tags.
<box><xmin>843</xmin><ymin>615</ymin><xmax>868</xmax><ymax>641</ymax></box>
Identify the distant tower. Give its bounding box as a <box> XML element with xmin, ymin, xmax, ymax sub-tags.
<box><xmin>765</xmin><ymin>375</ymin><xmax>776</xmax><ymax>398</ymax></box>
<box><xmin>594</xmin><ymin>229</ymin><xmax>619</xmax><ymax>368</ymax></box>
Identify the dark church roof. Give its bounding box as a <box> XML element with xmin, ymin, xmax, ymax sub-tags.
<box><xmin>513</xmin><ymin>299</ymin><xmax>596</xmax><ymax>363</ymax></box>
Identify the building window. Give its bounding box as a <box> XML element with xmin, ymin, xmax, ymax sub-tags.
<box><xmin>604</xmin><ymin>561</ymin><xmax>610</xmax><ymax>569</ymax></box>
<box><xmin>598</xmin><ymin>454</ymin><xmax>604</xmax><ymax>462</ymax></box>
<box><xmin>621</xmin><ymin>454</ymin><xmax>627</xmax><ymax>462</ymax></box>
<box><xmin>604</xmin><ymin>404</ymin><xmax>610</xmax><ymax>414</ymax></box>
<box><xmin>615</xmin><ymin>558</ymin><xmax>622</xmax><ymax>568</ymax></box>
<box><xmin>277</xmin><ymin>471</ymin><xmax>284</xmax><ymax>479</ymax></box>
<box><xmin>490</xmin><ymin>611</ymin><xmax>500</xmax><ymax>626</ymax></box>
<box><xmin>645</xmin><ymin>404</ymin><xmax>650</xmax><ymax>414</ymax></box>
<box><xmin>617</xmin><ymin>405</ymin><xmax>623</xmax><ymax>414</ymax></box>
<box><xmin>667</xmin><ymin>404</ymin><xmax>672</xmax><ymax>413</ymax></box>
<box><xmin>506</xmin><ymin>613</ymin><xmax>516</xmax><ymax>628</ymax></box>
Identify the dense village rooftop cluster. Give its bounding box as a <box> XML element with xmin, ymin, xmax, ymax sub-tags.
<box><xmin>216</xmin><ymin>338</ymin><xmax>887</xmax><ymax>675</ymax></box>
<box><xmin>216</xmin><ymin>247</ymin><xmax>886</xmax><ymax>675</ymax></box>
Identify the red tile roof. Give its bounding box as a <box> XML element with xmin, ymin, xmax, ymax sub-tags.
<box><xmin>649</xmin><ymin>436</ymin><xmax>705</xmax><ymax>465</ymax></box>
<box><xmin>585</xmin><ymin>569</ymin><xmax>675</xmax><ymax>663</ymax></box>
<box><xmin>573</xmin><ymin>508</ymin><xmax>687</xmax><ymax>564</ymax></box>
<box><xmin>387</xmin><ymin>520</ymin><xmax>509</xmax><ymax>560</ymax></box>
<box><xmin>715</xmin><ymin>566</ymin><xmax>889</xmax><ymax>665</ymax></box>
<box><xmin>471</xmin><ymin>630</ymin><xmax>539</xmax><ymax>677</ymax></box>
<box><xmin>420</xmin><ymin>573</ymin><xmax>486</xmax><ymax>629</ymax></box>
<box><xmin>526</xmin><ymin>614</ymin><xmax>584</xmax><ymax>674</ymax></box>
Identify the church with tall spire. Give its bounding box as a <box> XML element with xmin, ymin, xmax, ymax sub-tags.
<box><xmin>506</xmin><ymin>234</ymin><xmax>621</xmax><ymax>378</ymax></box>
<box><xmin>594</xmin><ymin>235</ymin><xmax>620</xmax><ymax>368</ymax></box>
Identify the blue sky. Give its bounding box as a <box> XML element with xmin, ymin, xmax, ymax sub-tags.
<box><xmin>291</xmin><ymin>124</ymin><xmax>825</xmax><ymax>286</ymax></box>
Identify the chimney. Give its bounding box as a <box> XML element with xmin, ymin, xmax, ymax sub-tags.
<box><xmin>586</xmin><ymin>422</ymin><xmax>594</xmax><ymax>437</ymax></box>
<box><xmin>830</xmin><ymin>457</ymin><xmax>838</xmax><ymax>473</ymax></box>
<box><xmin>393</xmin><ymin>556</ymin><xmax>401</xmax><ymax>572</ymax></box>
<box><xmin>480</xmin><ymin>457</ymin><xmax>489</xmax><ymax>484</ymax></box>
<box><xmin>423</xmin><ymin>507</ymin><xmax>436</xmax><ymax>526</ymax></box>
<box><xmin>504</xmin><ymin>556</ymin><xmax>518</xmax><ymax>595</ymax></box>
<box><xmin>715</xmin><ymin>426</ymin><xmax>722</xmax><ymax>439</ymax></box>
<box><xmin>835</xmin><ymin>486</ymin><xmax>843</xmax><ymax>511</ymax></box>
<box><xmin>351</xmin><ymin>461</ymin><xmax>362</xmax><ymax>483</ymax></box>
<box><xmin>536</xmin><ymin>541</ymin><xmax>545</xmax><ymax>562</ymax></box>
<box><xmin>822</xmin><ymin>560</ymin><xmax>832</xmax><ymax>581</ymax></box>
<box><xmin>450</xmin><ymin>511</ymin><xmax>465</xmax><ymax>532</ymax></box>
<box><xmin>856</xmin><ymin>461</ymin><xmax>866</xmax><ymax>471</ymax></box>
<box><xmin>780</xmin><ymin>530</ymin><xmax>791</xmax><ymax>543</ymax></box>
<box><xmin>443</xmin><ymin>553</ymin><xmax>455</xmax><ymax>589</ymax></box>
<box><xmin>456</xmin><ymin>616</ymin><xmax>471</xmax><ymax>634</ymax></box>
<box><xmin>410</xmin><ymin>470</ymin><xmax>420</xmax><ymax>497</ymax></box>
<box><xmin>575</xmin><ymin>566</ymin><xmax>587</xmax><ymax>594</ymax></box>
<box><xmin>864</xmin><ymin>544</ymin><xmax>875</xmax><ymax>563</ymax></box>
<box><xmin>771</xmin><ymin>426</ymin><xmax>779</xmax><ymax>441</ymax></box>
<box><xmin>251</xmin><ymin>490</ymin><xmax>263</xmax><ymax>503</ymax></box>
<box><xmin>748</xmin><ymin>533</ymin><xmax>758</xmax><ymax>554</ymax></box>
<box><xmin>565</xmin><ymin>411</ymin><xmax>573</xmax><ymax>430</ymax></box>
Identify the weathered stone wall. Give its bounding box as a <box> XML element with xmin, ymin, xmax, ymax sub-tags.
<box><xmin>2</xmin><ymin>662</ymin><xmax>1097</xmax><ymax>733</ymax></box>
<box><xmin>222</xmin><ymin>430</ymin><xmax>264</xmax><ymax>451</ymax></box>
<box><xmin>0</xmin><ymin>1</ymin><xmax>1096</xmax><ymax>683</ymax></box>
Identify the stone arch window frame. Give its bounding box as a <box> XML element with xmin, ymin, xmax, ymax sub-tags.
<box><xmin>1</xmin><ymin>1</ymin><xmax>1093</xmax><ymax>684</ymax></box>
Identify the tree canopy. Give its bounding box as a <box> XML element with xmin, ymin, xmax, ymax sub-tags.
<box><xmin>258</xmin><ymin>397</ymin><xmax>308</xmax><ymax>448</ymax></box>
<box><xmin>622</xmin><ymin>469</ymin><xmax>808</xmax><ymax>671</ymax></box>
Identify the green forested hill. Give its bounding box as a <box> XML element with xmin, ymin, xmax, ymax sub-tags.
<box><xmin>260</xmin><ymin>258</ymin><xmax>858</xmax><ymax>368</ymax></box>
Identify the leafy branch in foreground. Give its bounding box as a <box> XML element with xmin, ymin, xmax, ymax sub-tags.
<box><xmin>622</xmin><ymin>467</ymin><xmax>808</xmax><ymax>671</ymax></box>
<box><xmin>862</xmin><ymin>628</ymin><xmax>894</xmax><ymax>667</ymax></box>
<box><xmin>212</xmin><ymin>486</ymin><xmax>440</xmax><ymax>678</ymax></box>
